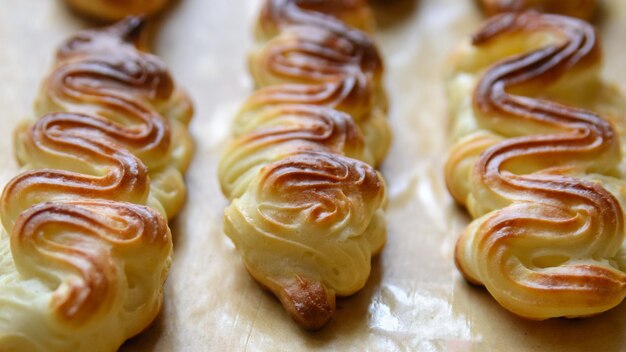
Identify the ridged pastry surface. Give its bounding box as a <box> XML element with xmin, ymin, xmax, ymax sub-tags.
<box><xmin>64</xmin><ymin>0</ymin><xmax>169</xmax><ymax>21</ymax></box>
<box><xmin>32</xmin><ymin>18</ymin><xmax>194</xmax><ymax>219</ymax></box>
<box><xmin>479</xmin><ymin>0</ymin><xmax>598</xmax><ymax>19</ymax></box>
<box><xmin>445</xmin><ymin>12</ymin><xmax>626</xmax><ymax>319</ymax></box>
<box><xmin>256</xmin><ymin>0</ymin><xmax>376</xmax><ymax>39</ymax></box>
<box><xmin>219</xmin><ymin>0</ymin><xmax>390</xmax><ymax>329</ymax></box>
<box><xmin>0</xmin><ymin>18</ymin><xmax>192</xmax><ymax>351</ymax></box>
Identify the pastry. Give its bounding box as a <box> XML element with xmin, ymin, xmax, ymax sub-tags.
<box><xmin>64</xmin><ymin>0</ymin><xmax>168</xmax><ymax>21</ymax></box>
<box><xmin>218</xmin><ymin>0</ymin><xmax>390</xmax><ymax>329</ymax></box>
<box><xmin>445</xmin><ymin>12</ymin><xmax>626</xmax><ymax>319</ymax></box>
<box><xmin>0</xmin><ymin>17</ymin><xmax>193</xmax><ymax>351</ymax></box>
<box><xmin>479</xmin><ymin>0</ymin><xmax>597</xmax><ymax>19</ymax></box>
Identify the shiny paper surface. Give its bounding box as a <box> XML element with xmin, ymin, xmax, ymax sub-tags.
<box><xmin>1</xmin><ymin>0</ymin><xmax>626</xmax><ymax>351</ymax></box>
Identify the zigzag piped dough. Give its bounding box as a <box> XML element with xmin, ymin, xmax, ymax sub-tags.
<box><xmin>479</xmin><ymin>0</ymin><xmax>597</xmax><ymax>19</ymax></box>
<box><xmin>64</xmin><ymin>0</ymin><xmax>169</xmax><ymax>21</ymax></box>
<box><xmin>445</xmin><ymin>12</ymin><xmax>626</xmax><ymax>319</ymax></box>
<box><xmin>0</xmin><ymin>18</ymin><xmax>193</xmax><ymax>351</ymax></box>
<box><xmin>218</xmin><ymin>0</ymin><xmax>390</xmax><ymax>329</ymax></box>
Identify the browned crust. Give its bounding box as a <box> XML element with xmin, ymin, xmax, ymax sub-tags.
<box><xmin>235</xmin><ymin>105</ymin><xmax>365</xmax><ymax>156</ymax></box>
<box><xmin>250</xmin><ymin>23</ymin><xmax>383</xmax><ymax>124</ymax></box>
<box><xmin>479</xmin><ymin>0</ymin><xmax>598</xmax><ymax>19</ymax></box>
<box><xmin>64</xmin><ymin>0</ymin><xmax>169</xmax><ymax>22</ymax></box>
<box><xmin>258</xmin><ymin>0</ymin><xmax>375</xmax><ymax>38</ymax></box>
<box><xmin>245</xmin><ymin>264</ymin><xmax>337</xmax><ymax>331</ymax></box>
<box><xmin>276</xmin><ymin>276</ymin><xmax>336</xmax><ymax>330</ymax></box>
<box><xmin>258</xmin><ymin>152</ymin><xmax>384</xmax><ymax>216</ymax></box>
<box><xmin>11</xmin><ymin>201</ymin><xmax>169</xmax><ymax>324</ymax></box>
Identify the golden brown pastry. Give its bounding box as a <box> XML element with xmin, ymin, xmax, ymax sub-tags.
<box><xmin>218</xmin><ymin>0</ymin><xmax>390</xmax><ymax>329</ymax></box>
<box><xmin>445</xmin><ymin>12</ymin><xmax>626</xmax><ymax>319</ymax></box>
<box><xmin>0</xmin><ymin>17</ymin><xmax>193</xmax><ymax>351</ymax></box>
<box><xmin>256</xmin><ymin>0</ymin><xmax>376</xmax><ymax>39</ymax></box>
<box><xmin>64</xmin><ymin>0</ymin><xmax>169</xmax><ymax>21</ymax></box>
<box><xmin>479</xmin><ymin>0</ymin><xmax>597</xmax><ymax>19</ymax></box>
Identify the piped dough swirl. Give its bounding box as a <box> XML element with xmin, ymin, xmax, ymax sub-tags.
<box><xmin>219</xmin><ymin>0</ymin><xmax>389</xmax><ymax>330</ymax></box>
<box><xmin>445</xmin><ymin>12</ymin><xmax>626</xmax><ymax>319</ymax></box>
<box><xmin>34</xmin><ymin>18</ymin><xmax>194</xmax><ymax>218</ymax></box>
<box><xmin>0</xmin><ymin>18</ymin><xmax>192</xmax><ymax>351</ymax></box>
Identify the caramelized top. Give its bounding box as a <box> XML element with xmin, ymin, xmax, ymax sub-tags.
<box><xmin>257</xmin><ymin>0</ymin><xmax>375</xmax><ymax>39</ymax></box>
<box><xmin>479</xmin><ymin>0</ymin><xmax>598</xmax><ymax>19</ymax></box>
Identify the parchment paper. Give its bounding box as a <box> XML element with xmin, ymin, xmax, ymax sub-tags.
<box><xmin>1</xmin><ymin>0</ymin><xmax>626</xmax><ymax>351</ymax></box>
